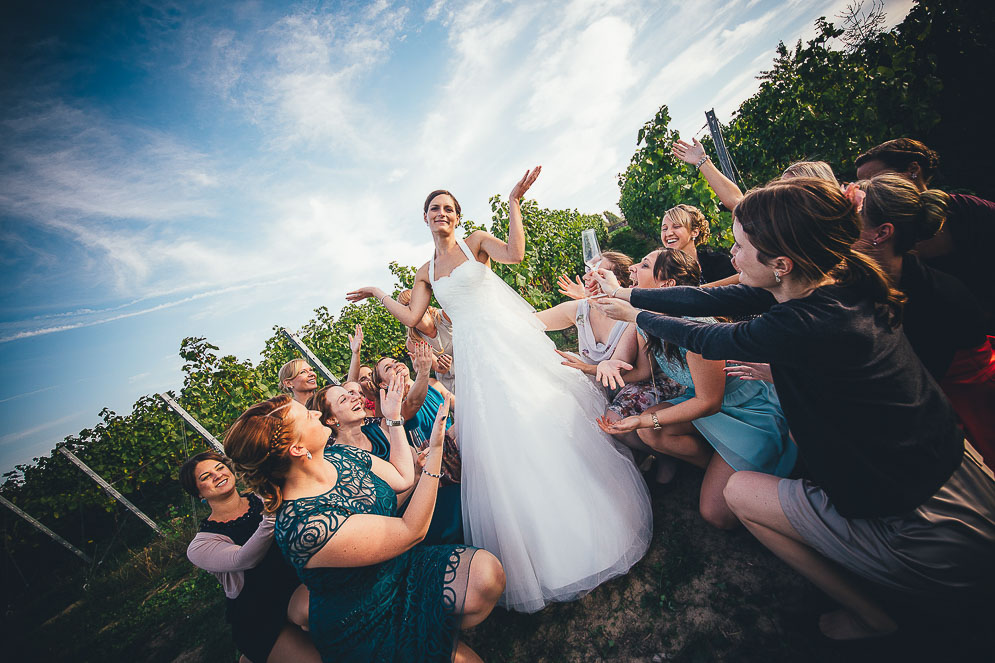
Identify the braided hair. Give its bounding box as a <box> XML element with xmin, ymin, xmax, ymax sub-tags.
<box><xmin>224</xmin><ymin>394</ymin><xmax>296</xmax><ymax>513</ymax></box>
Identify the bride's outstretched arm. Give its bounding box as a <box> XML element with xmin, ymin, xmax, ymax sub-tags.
<box><xmin>346</xmin><ymin>265</ymin><xmax>432</xmax><ymax>328</ymax></box>
<box><xmin>476</xmin><ymin>166</ymin><xmax>541</xmax><ymax>265</ymax></box>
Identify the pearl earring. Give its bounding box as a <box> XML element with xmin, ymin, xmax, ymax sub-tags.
<box><xmin>872</xmin><ymin>240</ymin><xmax>878</xmax><ymax>246</ymax></box>
<box><xmin>773</xmin><ymin>270</ymin><xmax>782</xmax><ymax>284</ymax></box>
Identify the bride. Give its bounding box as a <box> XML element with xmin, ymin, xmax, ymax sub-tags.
<box><xmin>346</xmin><ymin>168</ymin><xmax>652</xmax><ymax>612</ymax></box>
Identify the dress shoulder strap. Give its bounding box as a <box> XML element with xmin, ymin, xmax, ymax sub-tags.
<box><xmin>455</xmin><ymin>236</ymin><xmax>475</xmax><ymax>261</ymax></box>
<box><xmin>429</xmin><ymin>252</ymin><xmax>436</xmax><ymax>282</ymax></box>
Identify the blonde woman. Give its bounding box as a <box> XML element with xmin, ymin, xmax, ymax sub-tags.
<box><xmin>278</xmin><ymin>359</ymin><xmax>318</xmax><ymax>405</ymax></box>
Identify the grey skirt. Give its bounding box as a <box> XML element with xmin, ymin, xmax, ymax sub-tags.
<box><xmin>779</xmin><ymin>444</ymin><xmax>995</xmax><ymax>596</ymax></box>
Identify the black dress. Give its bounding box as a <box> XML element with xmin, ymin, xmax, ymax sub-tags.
<box><xmin>199</xmin><ymin>494</ymin><xmax>300</xmax><ymax>663</ymax></box>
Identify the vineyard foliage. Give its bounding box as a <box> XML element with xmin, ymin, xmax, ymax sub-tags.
<box><xmin>2</xmin><ymin>0</ymin><xmax>991</xmax><ymax>593</ymax></box>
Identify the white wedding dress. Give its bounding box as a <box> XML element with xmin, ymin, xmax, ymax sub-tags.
<box><xmin>431</xmin><ymin>237</ymin><xmax>652</xmax><ymax>612</ymax></box>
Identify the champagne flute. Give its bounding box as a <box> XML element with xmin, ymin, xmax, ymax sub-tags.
<box><xmin>581</xmin><ymin>229</ymin><xmax>602</xmax><ymax>273</ymax></box>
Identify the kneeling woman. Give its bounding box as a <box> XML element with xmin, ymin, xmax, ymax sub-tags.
<box><xmin>594</xmin><ymin>178</ymin><xmax>995</xmax><ymax>639</ymax></box>
<box><xmin>590</xmin><ymin>248</ymin><xmax>796</xmax><ymax>529</ymax></box>
<box><xmin>182</xmin><ymin>452</ymin><xmax>318</xmax><ymax>663</ymax></box>
<box><xmin>224</xmin><ymin>392</ymin><xmax>503</xmax><ymax>663</ymax></box>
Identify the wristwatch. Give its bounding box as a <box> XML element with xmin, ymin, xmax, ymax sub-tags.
<box><xmin>384</xmin><ymin>418</ymin><xmax>405</xmax><ymax>427</ymax></box>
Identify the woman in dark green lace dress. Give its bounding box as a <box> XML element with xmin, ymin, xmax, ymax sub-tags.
<box><xmin>225</xmin><ymin>374</ymin><xmax>504</xmax><ymax>663</ymax></box>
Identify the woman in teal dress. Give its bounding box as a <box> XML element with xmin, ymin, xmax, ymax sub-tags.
<box><xmin>588</xmin><ymin>248</ymin><xmax>796</xmax><ymax>529</ymax></box>
<box><xmin>310</xmin><ymin>380</ymin><xmax>464</xmax><ymax>544</ymax></box>
<box><xmin>224</xmin><ymin>376</ymin><xmax>504</xmax><ymax>663</ymax></box>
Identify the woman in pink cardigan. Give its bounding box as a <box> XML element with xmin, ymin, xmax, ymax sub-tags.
<box><xmin>182</xmin><ymin>451</ymin><xmax>319</xmax><ymax>663</ymax></box>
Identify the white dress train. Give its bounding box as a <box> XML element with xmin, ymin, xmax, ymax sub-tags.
<box><xmin>430</xmin><ymin>237</ymin><xmax>652</xmax><ymax>612</ymax></box>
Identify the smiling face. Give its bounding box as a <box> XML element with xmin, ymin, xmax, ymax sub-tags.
<box><xmin>376</xmin><ymin>357</ymin><xmax>410</xmax><ymax>387</ymax></box>
<box><xmin>194</xmin><ymin>459</ymin><xmax>237</xmax><ymax>501</ymax></box>
<box><xmin>321</xmin><ymin>385</ymin><xmax>366</xmax><ymax>426</ymax></box>
<box><xmin>631</xmin><ymin>250</ymin><xmax>664</xmax><ymax>288</ymax></box>
<box><xmin>730</xmin><ymin>219</ymin><xmax>776</xmax><ymax>289</ymax></box>
<box><xmin>286</xmin><ymin>364</ymin><xmax>317</xmax><ymax>394</ymax></box>
<box><xmin>424</xmin><ymin>193</ymin><xmax>460</xmax><ymax>234</ymax></box>
<box><xmin>660</xmin><ymin>213</ymin><xmax>698</xmax><ymax>252</ymax></box>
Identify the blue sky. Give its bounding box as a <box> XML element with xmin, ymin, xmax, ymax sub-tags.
<box><xmin>0</xmin><ymin>0</ymin><xmax>915</xmax><ymax>475</ymax></box>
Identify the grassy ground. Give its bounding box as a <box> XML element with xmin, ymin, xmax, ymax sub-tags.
<box><xmin>8</xmin><ymin>466</ymin><xmax>992</xmax><ymax>662</ymax></box>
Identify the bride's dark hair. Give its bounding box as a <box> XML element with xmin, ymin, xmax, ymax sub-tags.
<box><xmin>423</xmin><ymin>190</ymin><xmax>462</xmax><ymax>217</ymax></box>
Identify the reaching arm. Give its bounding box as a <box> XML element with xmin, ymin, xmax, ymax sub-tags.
<box><xmin>304</xmin><ymin>396</ymin><xmax>451</xmax><ymax>568</ymax></box>
<box><xmin>400</xmin><ymin>342</ymin><xmax>434</xmax><ymax>421</ymax></box>
<box><xmin>596</xmin><ymin>331</ymin><xmax>652</xmax><ymax>388</ymax></box>
<box><xmin>346</xmin><ymin>324</ymin><xmax>363</xmax><ymax>382</ymax></box>
<box><xmin>346</xmin><ymin>267</ymin><xmax>432</xmax><ymax>328</ymax></box>
<box><xmin>535</xmin><ymin>300</ymin><xmax>579</xmax><ymax>331</ymax></box>
<box><xmin>367</xmin><ymin>373</ymin><xmax>415</xmax><ymax>492</ymax></box>
<box><xmin>474</xmin><ymin>166</ymin><xmax>541</xmax><ymax>264</ymax></box>
<box><xmin>597</xmin><ymin>351</ymin><xmax>725</xmax><ymax>436</ymax></box>
<box><xmin>672</xmin><ymin>138</ymin><xmax>744</xmax><ymax>210</ymax></box>
<box><xmin>187</xmin><ymin>517</ymin><xmax>274</xmax><ymax>573</ymax></box>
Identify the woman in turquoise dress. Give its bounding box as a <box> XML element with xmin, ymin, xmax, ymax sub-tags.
<box><xmin>310</xmin><ymin>380</ymin><xmax>464</xmax><ymax>544</ymax></box>
<box><xmin>224</xmin><ymin>375</ymin><xmax>504</xmax><ymax>663</ymax></box>
<box><xmin>588</xmin><ymin>248</ymin><xmax>796</xmax><ymax>529</ymax></box>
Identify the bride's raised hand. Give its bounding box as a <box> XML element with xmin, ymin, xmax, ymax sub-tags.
<box><xmin>591</xmin><ymin>296</ymin><xmax>639</xmax><ymax>323</ymax></box>
<box><xmin>556</xmin><ymin>273</ymin><xmax>586</xmax><ymax>300</ymax></box>
<box><xmin>596</xmin><ymin>359</ymin><xmax>632</xmax><ymax>389</ymax></box>
<box><xmin>596</xmin><ymin>414</ymin><xmax>641</xmax><ymax>434</ymax></box>
<box><xmin>510</xmin><ymin>166</ymin><xmax>542</xmax><ymax>202</ymax></box>
<box><xmin>346</xmin><ymin>286</ymin><xmax>382</xmax><ymax>303</ymax></box>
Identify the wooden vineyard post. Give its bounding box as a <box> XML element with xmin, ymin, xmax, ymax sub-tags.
<box><xmin>0</xmin><ymin>495</ymin><xmax>92</xmax><ymax>563</ymax></box>
<box><xmin>281</xmin><ymin>329</ymin><xmax>340</xmax><ymax>385</ymax></box>
<box><xmin>58</xmin><ymin>448</ymin><xmax>164</xmax><ymax>537</ymax></box>
<box><xmin>158</xmin><ymin>393</ymin><xmax>224</xmax><ymax>453</ymax></box>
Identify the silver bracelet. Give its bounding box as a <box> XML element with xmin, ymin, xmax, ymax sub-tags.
<box><xmin>377</xmin><ymin>294</ymin><xmax>387</xmax><ymax>305</ymax></box>
<box><xmin>610</xmin><ymin>286</ymin><xmax>622</xmax><ymax>298</ymax></box>
<box><xmin>422</xmin><ymin>468</ymin><xmax>443</xmax><ymax>479</ymax></box>
<box><xmin>695</xmin><ymin>155</ymin><xmax>709</xmax><ymax>170</ymax></box>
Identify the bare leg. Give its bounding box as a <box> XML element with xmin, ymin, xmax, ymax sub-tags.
<box><xmin>266</xmin><ymin>623</ymin><xmax>321</xmax><ymax>663</ymax></box>
<box><xmin>724</xmin><ymin>471</ymin><xmax>897</xmax><ymax>639</ymax></box>
<box><xmin>286</xmin><ymin>584</ymin><xmax>309</xmax><ymax>631</ymax></box>
<box><xmin>460</xmin><ymin>550</ymin><xmax>505</xmax><ymax>629</ymax></box>
<box><xmin>454</xmin><ymin>641</ymin><xmax>484</xmax><ymax>663</ymax></box>
<box><xmin>636</xmin><ymin>406</ymin><xmax>712</xmax><ymax>470</ymax></box>
<box><xmin>698</xmin><ymin>454</ymin><xmax>739</xmax><ymax>530</ymax></box>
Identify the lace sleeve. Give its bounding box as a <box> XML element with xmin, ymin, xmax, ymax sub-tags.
<box><xmin>276</xmin><ymin>498</ymin><xmax>350</xmax><ymax>571</ymax></box>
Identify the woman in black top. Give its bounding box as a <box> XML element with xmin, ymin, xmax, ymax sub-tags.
<box><xmin>854</xmin><ymin>174</ymin><xmax>994</xmax><ymax>466</ymax></box>
<box><xmin>592</xmin><ymin>177</ymin><xmax>995</xmax><ymax>640</ymax></box>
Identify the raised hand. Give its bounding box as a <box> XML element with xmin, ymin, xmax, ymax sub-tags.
<box><xmin>409</xmin><ymin>341</ymin><xmax>434</xmax><ymax>376</ymax></box>
<box><xmin>554</xmin><ymin>349</ymin><xmax>596</xmax><ymax>375</ymax></box>
<box><xmin>591</xmin><ymin>267</ymin><xmax>621</xmax><ymax>297</ymax></box>
<box><xmin>590</xmin><ymin>296</ymin><xmax>639</xmax><ymax>323</ymax></box>
<box><xmin>348</xmin><ymin>324</ymin><xmax>363</xmax><ymax>355</ymax></box>
<box><xmin>724</xmin><ymin>360</ymin><xmax>773</xmax><ymax>382</ymax></box>
<box><xmin>345</xmin><ymin>286</ymin><xmax>382</xmax><ymax>303</ymax></box>
<box><xmin>672</xmin><ymin>138</ymin><xmax>705</xmax><ymax>166</ymax></box>
<box><xmin>510</xmin><ymin>166</ymin><xmax>542</xmax><ymax>202</ymax></box>
<box><xmin>380</xmin><ymin>372</ymin><xmax>405</xmax><ymax>421</ymax></box>
<box><xmin>557</xmin><ymin>273</ymin><xmax>586</xmax><ymax>300</ymax></box>
<box><xmin>429</xmin><ymin>393</ymin><xmax>452</xmax><ymax>449</ymax></box>
<box><xmin>596</xmin><ymin>414</ymin><xmax>641</xmax><ymax>434</ymax></box>
<box><xmin>436</xmin><ymin>353</ymin><xmax>453</xmax><ymax>374</ymax></box>
<box><xmin>595</xmin><ymin>359</ymin><xmax>633</xmax><ymax>389</ymax></box>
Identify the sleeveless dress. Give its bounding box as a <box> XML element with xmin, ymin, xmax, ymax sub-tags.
<box><xmin>276</xmin><ymin>444</ymin><xmax>477</xmax><ymax>662</ymax></box>
<box><xmin>430</xmin><ymin>237</ymin><xmax>653</xmax><ymax>612</ymax></box>
<box><xmin>640</xmin><ymin>325</ymin><xmax>797</xmax><ymax>476</ymax></box>
<box><xmin>574</xmin><ymin>299</ymin><xmax>628</xmax><ymax>363</ymax></box>
<box><xmin>198</xmin><ymin>494</ymin><xmax>300</xmax><ymax>663</ymax></box>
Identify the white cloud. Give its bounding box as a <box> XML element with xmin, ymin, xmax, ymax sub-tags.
<box><xmin>0</xmin><ymin>412</ymin><xmax>84</xmax><ymax>447</ymax></box>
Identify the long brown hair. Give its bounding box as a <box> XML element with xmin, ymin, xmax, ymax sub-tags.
<box><xmin>735</xmin><ymin>177</ymin><xmax>904</xmax><ymax>327</ymax></box>
<box><xmin>858</xmin><ymin>174</ymin><xmax>949</xmax><ymax>254</ymax></box>
<box><xmin>644</xmin><ymin>248</ymin><xmax>702</xmax><ymax>366</ymax></box>
<box><xmin>224</xmin><ymin>394</ymin><xmax>296</xmax><ymax>513</ymax></box>
<box><xmin>600</xmin><ymin>250</ymin><xmax>633</xmax><ymax>287</ymax></box>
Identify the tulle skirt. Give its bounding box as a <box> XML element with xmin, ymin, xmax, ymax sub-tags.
<box><xmin>434</xmin><ymin>260</ymin><xmax>653</xmax><ymax>612</ymax></box>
